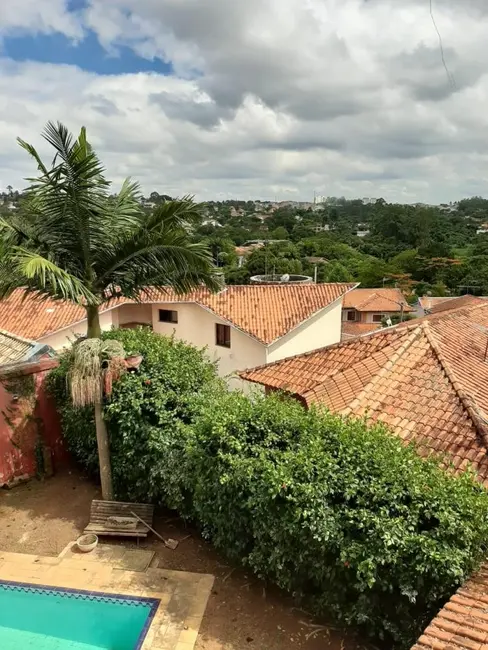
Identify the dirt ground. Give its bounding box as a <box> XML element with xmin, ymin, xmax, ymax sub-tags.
<box><xmin>0</xmin><ymin>471</ymin><xmax>372</xmax><ymax>650</ymax></box>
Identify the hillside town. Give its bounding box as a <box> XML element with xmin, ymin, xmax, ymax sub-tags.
<box><xmin>2</xmin><ymin>127</ymin><xmax>488</xmax><ymax>650</ymax></box>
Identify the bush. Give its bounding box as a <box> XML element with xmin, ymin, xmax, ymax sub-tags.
<box><xmin>49</xmin><ymin>330</ymin><xmax>488</xmax><ymax>648</ymax></box>
<box><xmin>187</xmin><ymin>392</ymin><xmax>488</xmax><ymax>647</ymax></box>
<box><xmin>48</xmin><ymin>327</ymin><xmax>221</xmax><ymax>510</ymax></box>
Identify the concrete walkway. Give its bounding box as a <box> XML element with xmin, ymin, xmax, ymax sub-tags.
<box><xmin>0</xmin><ymin>549</ymin><xmax>214</xmax><ymax>649</ymax></box>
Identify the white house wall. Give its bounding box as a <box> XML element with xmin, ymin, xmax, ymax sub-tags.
<box><xmin>267</xmin><ymin>299</ymin><xmax>342</xmax><ymax>363</ymax></box>
<box><xmin>38</xmin><ymin>309</ymin><xmax>116</xmax><ymax>350</ymax></box>
<box><xmin>151</xmin><ymin>302</ymin><xmax>266</xmax><ymax>390</ymax></box>
<box><xmin>117</xmin><ymin>304</ymin><xmax>153</xmax><ymax>326</ymax></box>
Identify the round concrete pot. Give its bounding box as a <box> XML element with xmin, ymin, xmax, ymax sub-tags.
<box><xmin>76</xmin><ymin>533</ymin><xmax>98</xmax><ymax>553</ymax></box>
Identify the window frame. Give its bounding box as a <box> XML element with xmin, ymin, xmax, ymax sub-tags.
<box><xmin>372</xmin><ymin>313</ymin><xmax>384</xmax><ymax>323</ymax></box>
<box><xmin>216</xmin><ymin>323</ymin><xmax>231</xmax><ymax>348</ymax></box>
<box><xmin>158</xmin><ymin>309</ymin><xmax>178</xmax><ymax>324</ymax></box>
<box><xmin>346</xmin><ymin>310</ymin><xmax>357</xmax><ymax>322</ymax></box>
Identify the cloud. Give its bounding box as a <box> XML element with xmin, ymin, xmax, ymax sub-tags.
<box><xmin>0</xmin><ymin>1</ymin><xmax>83</xmax><ymax>40</ymax></box>
<box><xmin>1</xmin><ymin>0</ymin><xmax>488</xmax><ymax>203</ymax></box>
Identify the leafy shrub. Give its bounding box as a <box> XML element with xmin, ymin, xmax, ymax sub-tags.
<box><xmin>49</xmin><ymin>330</ymin><xmax>488</xmax><ymax>648</ymax></box>
<box><xmin>48</xmin><ymin>327</ymin><xmax>220</xmax><ymax>510</ymax></box>
<box><xmin>187</xmin><ymin>391</ymin><xmax>488</xmax><ymax>647</ymax></box>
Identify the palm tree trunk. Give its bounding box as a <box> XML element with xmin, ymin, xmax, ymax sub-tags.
<box><xmin>86</xmin><ymin>305</ymin><xmax>102</xmax><ymax>338</ymax></box>
<box><xmin>94</xmin><ymin>401</ymin><xmax>114</xmax><ymax>501</ymax></box>
<box><xmin>86</xmin><ymin>304</ymin><xmax>114</xmax><ymax>501</ymax></box>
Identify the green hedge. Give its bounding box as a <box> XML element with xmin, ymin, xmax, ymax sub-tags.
<box><xmin>48</xmin><ymin>327</ymin><xmax>220</xmax><ymax>510</ymax></box>
<box><xmin>48</xmin><ymin>328</ymin><xmax>488</xmax><ymax>648</ymax></box>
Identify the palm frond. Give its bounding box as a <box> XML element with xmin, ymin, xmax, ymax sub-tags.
<box><xmin>97</xmin><ymin>197</ymin><xmax>219</xmax><ymax>295</ymax></box>
<box><xmin>1</xmin><ymin>248</ymin><xmax>98</xmax><ymax>304</ymax></box>
<box><xmin>6</xmin><ymin>122</ymin><xmax>219</xmax><ymax>309</ymax></box>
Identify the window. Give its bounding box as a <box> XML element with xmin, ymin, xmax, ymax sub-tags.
<box><xmin>346</xmin><ymin>310</ymin><xmax>357</xmax><ymax>322</ymax></box>
<box><xmin>159</xmin><ymin>309</ymin><xmax>178</xmax><ymax>323</ymax></box>
<box><xmin>372</xmin><ymin>314</ymin><xmax>384</xmax><ymax>323</ymax></box>
<box><xmin>216</xmin><ymin>323</ymin><xmax>231</xmax><ymax>348</ymax></box>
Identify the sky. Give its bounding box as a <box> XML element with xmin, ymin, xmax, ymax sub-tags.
<box><xmin>0</xmin><ymin>0</ymin><xmax>487</xmax><ymax>203</ymax></box>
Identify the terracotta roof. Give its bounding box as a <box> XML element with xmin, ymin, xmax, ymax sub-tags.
<box><xmin>0</xmin><ymin>290</ymin><xmax>124</xmax><ymax>341</ymax></box>
<box><xmin>412</xmin><ymin>562</ymin><xmax>488</xmax><ymax>650</ymax></box>
<box><xmin>343</xmin><ymin>288</ymin><xmax>412</xmax><ymax>313</ymax></box>
<box><xmin>341</xmin><ymin>322</ymin><xmax>382</xmax><ymax>340</ymax></box>
<box><xmin>429</xmin><ymin>294</ymin><xmax>486</xmax><ymax>314</ymax></box>
<box><xmin>419</xmin><ymin>296</ymin><xmax>457</xmax><ymax>311</ymax></box>
<box><xmin>0</xmin><ymin>330</ymin><xmax>38</xmax><ymax>365</ymax></box>
<box><xmin>241</xmin><ymin>302</ymin><xmax>488</xmax><ymax>485</ymax></box>
<box><xmin>0</xmin><ymin>284</ymin><xmax>355</xmax><ymax>346</ymax></box>
<box><xmin>143</xmin><ymin>284</ymin><xmax>355</xmax><ymax>344</ymax></box>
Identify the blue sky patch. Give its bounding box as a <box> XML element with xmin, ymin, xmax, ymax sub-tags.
<box><xmin>2</xmin><ymin>30</ymin><xmax>173</xmax><ymax>76</ymax></box>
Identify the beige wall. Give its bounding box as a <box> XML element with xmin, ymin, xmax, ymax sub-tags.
<box><xmin>117</xmin><ymin>304</ymin><xmax>153</xmax><ymax>326</ymax></box>
<box><xmin>362</xmin><ymin>311</ymin><xmax>386</xmax><ymax>324</ymax></box>
<box><xmin>267</xmin><ymin>299</ymin><xmax>343</xmax><ymax>363</ymax></box>
<box><xmin>342</xmin><ymin>309</ymin><xmax>388</xmax><ymax>324</ymax></box>
<box><xmin>151</xmin><ymin>303</ymin><xmax>266</xmax><ymax>390</ymax></box>
<box><xmin>39</xmin><ymin>309</ymin><xmax>116</xmax><ymax>350</ymax></box>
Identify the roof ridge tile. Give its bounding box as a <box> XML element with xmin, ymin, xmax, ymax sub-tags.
<box><xmin>422</xmin><ymin>322</ymin><xmax>488</xmax><ymax>448</ymax></box>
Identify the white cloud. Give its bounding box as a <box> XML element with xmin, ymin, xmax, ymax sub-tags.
<box><xmin>1</xmin><ymin>0</ymin><xmax>488</xmax><ymax>202</ymax></box>
<box><xmin>0</xmin><ymin>1</ymin><xmax>83</xmax><ymax>40</ymax></box>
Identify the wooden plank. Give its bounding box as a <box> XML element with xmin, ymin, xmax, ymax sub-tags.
<box><xmin>84</xmin><ymin>524</ymin><xmax>148</xmax><ymax>537</ymax></box>
<box><xmin>91</xmin><ymin>506</ymin><xmax>154</xmax><ymax>519</ymax></box>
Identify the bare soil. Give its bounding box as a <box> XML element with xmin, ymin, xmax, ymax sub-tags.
<box><xmin>0</xmin><ymin>471</ymin><xmax>372</xmax><ymax>650</ymax></box>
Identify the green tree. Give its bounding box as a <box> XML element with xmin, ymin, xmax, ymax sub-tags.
<box><xmin>0</xmin><ymin>121</ymin><xmax>219</xmax><ymax>499</ymax></box>
<box><xmin>356</xmin><ymin>258</ymin><xmax>393</xmax><ymax>287</ymax></box>
<box><xmin>270</xmin><ymin>226</ymin><xmax>289</xmax><ymax>240</ymax></box>
<box><xmin>324</xmin><ymin>261</ymin><xmax>353</xmax><ymax>282</ymax></box>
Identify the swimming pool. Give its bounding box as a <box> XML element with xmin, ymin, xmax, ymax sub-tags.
<box><xmin>0</xmin><ymin>580</ymin><xmax>160</xmax><ymax>650</ymax></box>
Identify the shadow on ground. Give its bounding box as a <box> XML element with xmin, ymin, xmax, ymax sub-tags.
<box><xmin>0</xmin><ymin>470</ymin><xmax>372</xmax><ymax>650</ymax></box>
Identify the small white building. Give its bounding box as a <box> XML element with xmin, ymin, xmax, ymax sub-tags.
<box><xmin>0</xmin><ymin>284</ymin><xmax>357</xmax><ymax>391</ymax></box>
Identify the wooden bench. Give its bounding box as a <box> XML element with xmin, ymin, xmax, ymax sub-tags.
<box><xmin>84</xmin><ymin>500</ymin><xmax>154</xmax><ymax>538</ymax></box>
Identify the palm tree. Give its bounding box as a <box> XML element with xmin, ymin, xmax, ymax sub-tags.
<box><xmin>69</xmin><ymin>338</ymin><xmax>127</xmax><ymax>501</ymax></box>
<box><xmin>0</xmin><ymin>121</ymin><xmax>220</xmax><ymax>499</ymax></box>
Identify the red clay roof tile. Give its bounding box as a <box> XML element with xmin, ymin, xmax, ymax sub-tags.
<box><xmin>412</xmin><ymin>563</ymin><xmax>488</xmax><ymax>649</ymax></box>
<box><xmin>241</xmin><ymin>302</ymin><xmax>488</xmax><ymax>487</ymax></box>
<box><xmin>0</xmin><ymin>284</ymin><xmax>355</xmax><ymax>345</ymax></box>
<box><xmin>343</xmin><ymin>288</ymin><xmax>412</xmax><ymax>312</ymax></box>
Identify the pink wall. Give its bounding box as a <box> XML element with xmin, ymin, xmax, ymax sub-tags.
<box><xmin>0</xmin><ymin>358</ymin><xmax>69</xmax><ymax>486</ymax></box>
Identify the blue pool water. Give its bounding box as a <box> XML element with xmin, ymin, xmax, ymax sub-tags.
<box><xmin>0</xmin><ymin>580</ymin><xmax>159</xmax><ymax>650</ymax></box>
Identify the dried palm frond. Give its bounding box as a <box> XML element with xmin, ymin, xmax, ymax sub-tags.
<box><xmin>69</xmin><ymin>338</ymin><xmax>125</xmax><ymax>407</ymax></box>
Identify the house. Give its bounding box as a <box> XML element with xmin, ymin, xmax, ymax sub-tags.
<box><xmin>0</xmin><ymin>330</ymin><xmax>55</xmax><ymax>367</ymax></box>
<box><xmin>241</xmin><ymin>300</ymin><xmax>488</xmax><ymax>484</ymax></box>
<box><xmin>418</xmin><ymin>294</ymin><xmax>485</xmax><ymax>315</ymax></box>
<box><xmin>355</xmin><ymin>224</ymin><xmax>370</xmax><ymax>237</ymax></box>
<box><xmin>0</xmin><ymin>284</ymin><xmax>355</xmax><ymax>389</ymax></box>
<box><xmin>235</xmin><ymin>242</ymin><xmax>264</xmax><ymax>267</ymax></box>
<box><xmin>342</xmin><ymin>288</ymin><xmax>413</xmax><ymax>339</ymax></box>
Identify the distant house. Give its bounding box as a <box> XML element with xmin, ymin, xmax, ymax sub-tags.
<box><xmin>418</xmin><ymin>294</ymin><xmax>486</xmax><ymax>316</ymax></box>
<box><xmin>241</xmin><ymin>299</ymin><xmax>488</xmax><ymax>486</ymax></box>
<box><xmin>235</xmin><ymin>242</ymin><xmax>264</xmax><ymax>267</ymax></box>
<box><xmin>341</xmin><ymin>288</ymin><xmax>412</xmax><ymax>339</ymax></box>
<box><xmin>0</xmin><ymin>284</ymin><xmax>355</xmax><ymax>390</ymax></box>
<box><xmin>355</xmin><ymin>223</ymin><xmax>370</xmax><ymax>237</ymax></box>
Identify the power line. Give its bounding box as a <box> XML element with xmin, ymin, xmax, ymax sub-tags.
<box><xmin>429</xmin><ymin>0</ymin><xmax>456</xmax><ymax>89</ymax></box>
